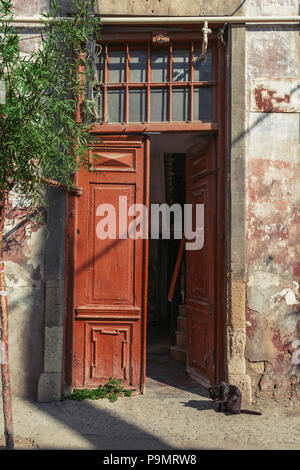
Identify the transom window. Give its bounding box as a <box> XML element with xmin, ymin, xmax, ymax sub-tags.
<box><xmin>93</xmin><ymin>42</ymin><xmax>215</xmax><ymax>124</ymax></box>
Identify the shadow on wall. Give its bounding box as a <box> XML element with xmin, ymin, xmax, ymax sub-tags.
<box><xmin>2</xmin><ymin>187</ymin><xmax>66</xmax><ymax>399</ymax></box>
<box><xmin>3</xmin><ymin>212</ymin><xmax>45</xmax><ymax>398</ymax></box>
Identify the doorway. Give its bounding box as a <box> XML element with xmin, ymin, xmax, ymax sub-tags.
<box><xmin>68</xmin><ymin>131</ymin><xmax>224</xmax><ymax>392</ymax></box>
<box><xmin>65</xmin><ymin>23</ymin><xmax>227</xmax><ymax>393</ymax></box>
<box><xmin>146</xmin><ymin>132</ymin><xmax>219</xmax><ymax>389</ymax></box>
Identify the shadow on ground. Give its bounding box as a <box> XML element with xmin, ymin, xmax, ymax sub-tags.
<box><xmin>33</xmin><ymin>398</ymin><xmax>175</xmax><ymax>450</ymax></box>
<box><xmin>27</xmin><ymin>348</ymin><xmax>212</xmax><ymax>450</ymax></box>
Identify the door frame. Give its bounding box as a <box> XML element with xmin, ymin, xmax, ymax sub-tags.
<box><xmin>63</xmin><ymin>127</ymin><xmax>226</xmax><ymax>391</ymax></box>
<box><xmin>63</xmin><ymin>32</ymin><xmax>227</xmax><ymax>393</ymax></box>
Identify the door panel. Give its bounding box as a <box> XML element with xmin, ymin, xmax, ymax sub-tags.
<box><xmin>73</xmin><ymin>135</ymin><xmax>149</xmax><ymax>391</ymax></box>
<box><xmin>185</xmin><ymin>137</ymin><xmax>216</xmax><ymax>387</ymax></box>
<box><xmin>88</xmin><ymin>184</ymin><xmax>135</xmax><ymax>304</ymax></box>
<box><xmin>85</xmin><ymin>322</ymin><xmax>132</xmax><ymax>387</ymax></box>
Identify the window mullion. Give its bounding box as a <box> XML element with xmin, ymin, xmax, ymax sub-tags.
<box><xmin>146</xmin><ymin>42</ymin><xmax>151</xmax><ymax>123</ymax></box>
<box><xmin>103</xmin><ymin>43</ymin><xmax>108</xmax><ymax>122</ymax></box>
<box><xmin>169</xmin><ymin>42</ymin><xmax>173</xmax><ymax>122</ymax></box>
<box><xmin>125</xmin><ymin>43</ymin><xmax>129</xmax><ymax>123</ymax></box>
<box><xmin>190</xmin><ymin>41</ymin><xmax>194</xmax><ymax>122</ymax></box>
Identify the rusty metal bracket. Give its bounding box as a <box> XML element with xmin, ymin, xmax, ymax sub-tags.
<box><xmin>217</xmin><ymin>24</ymin><xmax>227</xmax><ymax>45</ymax></box>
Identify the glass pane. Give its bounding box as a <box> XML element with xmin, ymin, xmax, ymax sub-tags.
<box><xmin>107</xmin><ymin>89</ymin><xmax>125</xmax><ymax>122</ymax></box>
<box><xmin>151</xmin><ymin>50</ymin><xmax>169</xmax><ymax>82</ymax></box>
<box><xmin>173</xmin><ymin>49</ymin><xmax>190</xmax><ymax>82</ymax></box>
<box><xmin>129</xmin><ymin>89</ymin><xmax>147</xmax><ymax>122</ymax></box>
<box><xmin>95</xmin><ymin>51</ymin><xmax>105</xmax><ymax>83</ymax></box>
<box><xmin>150</xmin><ymin>88</ymin><xmax>168</xmax><ymax>121</ymax></box>
<box><xmin>193</xmin><ymin>49</ymin><xmax>213</xmax><ymax>81</ymax></box>
<box><xmin>108</xmin><ymin>51</ymin><xmax>126</xmax><ymax>83</ymax></box>
<box><xmin>172</xmin><ymin>88</ymin><xmax>190</xmax><ymax>121</ymax></box>
<box><xmin>130</xmin><ymin>50</ymin><xmax>147</xmax><ymax>83</ymax></box>
<box><xmin>193</xmin><ymin>87</ymin><xmax>212</xmax><ymax>121</ymax></box>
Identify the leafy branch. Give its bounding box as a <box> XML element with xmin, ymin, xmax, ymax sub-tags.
<box><xmin>0</xmin><ymin>0</ymin><xmax>101</xmax><ymax>208</ymax></box>
<box><xmin>0</xmin><ymin>0</ymin><xmax>101</xmax><ymax>449</ymax></box>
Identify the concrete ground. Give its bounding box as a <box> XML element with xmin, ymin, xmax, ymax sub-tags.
<box><xmin>0</xmin><ymin>350</ymin><xmax>299</xmax><ymax>450</ymax></box>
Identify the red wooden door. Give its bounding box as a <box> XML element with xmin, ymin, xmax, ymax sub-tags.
<box><xmin>185</xmin><ymin>136</ymin><xmax>217</xmax><ymax>387</ymax></box>
<box><xmin>73</xmin><ymin>134</ymin><xmax>149</xmax><ymax>392</ymax></box>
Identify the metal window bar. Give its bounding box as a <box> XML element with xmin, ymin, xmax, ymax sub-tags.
<box><xmin>99</xmin><ymin>43</ymin><xmax>215</xmax><ymax>124</ymax></box>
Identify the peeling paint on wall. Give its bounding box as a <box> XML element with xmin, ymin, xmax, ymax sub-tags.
<box><xmin>246</xmin><ymin>16</ymin><xmax>300</xmax><ymax>399</ymax></box>
<box><xmin>270</xmin><ymin>288</ymin><xmax>299</xmax><ymax>309</ymax></box>
<box><xmin>251</xmin><ymin>79</ymin><xmax>300</xmax><ymax>113</ymax></box>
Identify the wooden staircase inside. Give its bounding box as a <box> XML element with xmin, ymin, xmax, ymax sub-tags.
<box><xmin>170</xmin><ymin>304</ymin><xmax>187</xmax><ymax>363</ymax></box>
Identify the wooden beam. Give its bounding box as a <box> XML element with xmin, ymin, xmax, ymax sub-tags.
<box><xmin>168</xmin><ymin>235</ymin><xmax>185</xmax><ymax>302</ymax></box>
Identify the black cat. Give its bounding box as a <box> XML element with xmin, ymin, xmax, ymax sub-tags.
<box><xmin>208</xmin><ymin>382</ymin><xmax>262</xmax><ymax>415</ymax></box>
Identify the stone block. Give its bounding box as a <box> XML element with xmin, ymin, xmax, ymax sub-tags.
<box><xmin>37</xmin><ymin>372</ymin><xmax>61</xmax><ymax>402</ymax></box>
<box><xmin>230</xmin><ymin>280</ymin><xmax>246</xmax><ymax>328</ymax></box>
<box><xmin>44</xmin><ymin>326</ymin><xmax>63</xmax><ymax>373</ymax></box>
<box><xmin>227</xmin><ymin>372</ymin><xmax>252</xmax><ymax>404</ymax></box>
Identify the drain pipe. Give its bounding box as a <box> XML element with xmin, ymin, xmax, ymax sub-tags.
<box><xmin>8</xmin><ymin>15</ymin><xmax>300</xmax><ymax>25</ymax></box>
<box><xmin>101</xmin><ymin>15</ymin><xmax>300</xmax><ymax>25</ymax></box>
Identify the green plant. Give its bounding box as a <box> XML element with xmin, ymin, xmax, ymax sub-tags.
<box><xmin>66</xmin><ymin>377</ymin><xmax>133</xmax><ymax>402</ymax></box>
<box><xmin>0</xmin><ymin>0</ymin><xmax>101</xmax><ymax>449</ymax></box>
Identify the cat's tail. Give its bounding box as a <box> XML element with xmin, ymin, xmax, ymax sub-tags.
<box><xmin>240</xmin><ymin>409</ymin><xmax>262</xmax><ymax>415</ymax></box>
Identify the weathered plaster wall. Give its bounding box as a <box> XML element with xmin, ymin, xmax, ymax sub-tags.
<box><xmin>0</xmin><ymin>1</ymin><xmax>49</xmax><ymax>399</ymax></box>
<box><xmin>2</xmin><ymin>191</ymin><xmax>46</xmax><ymax>398</ymax></box>
<box><xmin>97</xmin><ymin>0</ymin><xmax>243</xmax><ymax>16</ymax></box>
<box><xmin>244</xmin><ymin>0</ymin><xmax>300</xmax><ymax>400</ymax></box>
<box><xmin>1</xmin><ymin>1</ymin><xmax>66</xmax><ymax>400</ymax></box>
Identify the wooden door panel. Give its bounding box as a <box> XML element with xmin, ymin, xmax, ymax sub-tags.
<box><xmin>73</xmin><ymin>135</ymin><xmax>148</xmax><ymax>390</ymax></box>
<box><xmin>187</xmin><ymin>178</ymin><xmax>215</xmax><ymax>304</ymax></box>
<box><xmin>188</xmin><ymin>311</ymin><xmax>210</xmax><ymax>375</ymax></box>
<box><xmin>186</xmin><ymin>137</ymin><xmax>216</xmax><ymax>387</ymax></box>
<box><xmin>85</xmin><ymin>322</ymin><xmax>132</xmax><ymax>386</ymax></box>
<box><xmin>88</xmin><ymin>183</ymin><xmax>135</xmax><ymax>304</ymax></box>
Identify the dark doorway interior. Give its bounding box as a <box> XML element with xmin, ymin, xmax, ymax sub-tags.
<box><xmin>146</xmin><ymin>154</ymin><xmax>185</xmax><ymax>357</ymax></box>
<box><xmin>146</xmin><ymin>133</ymin><xmax>205</xmax><ymax>367</ymax></box>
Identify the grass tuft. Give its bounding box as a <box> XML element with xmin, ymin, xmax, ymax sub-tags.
<box><xmin>64</xmin><ymin>377</ymin><xmax>133</xmax><ymax>402</ymax></box>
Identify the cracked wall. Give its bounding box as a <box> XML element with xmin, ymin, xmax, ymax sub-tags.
<box><xmin>245</xmin><ymin>0</ymin><xmax>300</xmax><ymax>400</ymax></box>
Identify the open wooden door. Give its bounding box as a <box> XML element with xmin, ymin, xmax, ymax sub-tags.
<box><xmin>72</xmin><ymin>134</ymin><xmax>149</xmax><ymax>393</ymax></box>
<box><xmin>185</xmin><ymin>136</ymin><xmax>217</xmax><ymax>387</ymax></box>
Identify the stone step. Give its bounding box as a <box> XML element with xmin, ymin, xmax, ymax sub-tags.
<box><xmin>175</xmin><ymin>330</ymin><xmax>187</xmax><ymax>348</ymax></box>
<box><xmin>170</xmin><ymin>346</ymin><xmax>187</xmax><ymax>364</ymax></box>
<box><xmin>178</xmin><ymin>304</ymin><xmax>186</xmax><ymax>316</ymax></box>
<box><xmin>177</xmin><ymin>315</ymin><xmax>187</xmax><ymax>332</ymax></box>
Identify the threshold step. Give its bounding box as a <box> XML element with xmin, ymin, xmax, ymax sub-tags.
<box><xmin>175</xmin><ymin>330</ymin><xmax>187</xmax><ymax>347</ymax></box>
<box><xmin>170</xmin><ymin>345</ymin><xmax>187</xmax><ymax>364</ymax></box>
<box><xmin>177</xmin><ymin>316</ymin><xmax>187</xmax><ymax>331</ymax></box>
<box><xmin>178</xmin><ymin>304</ymin><xmax>186</xmax><ymax>316</ymax></box>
